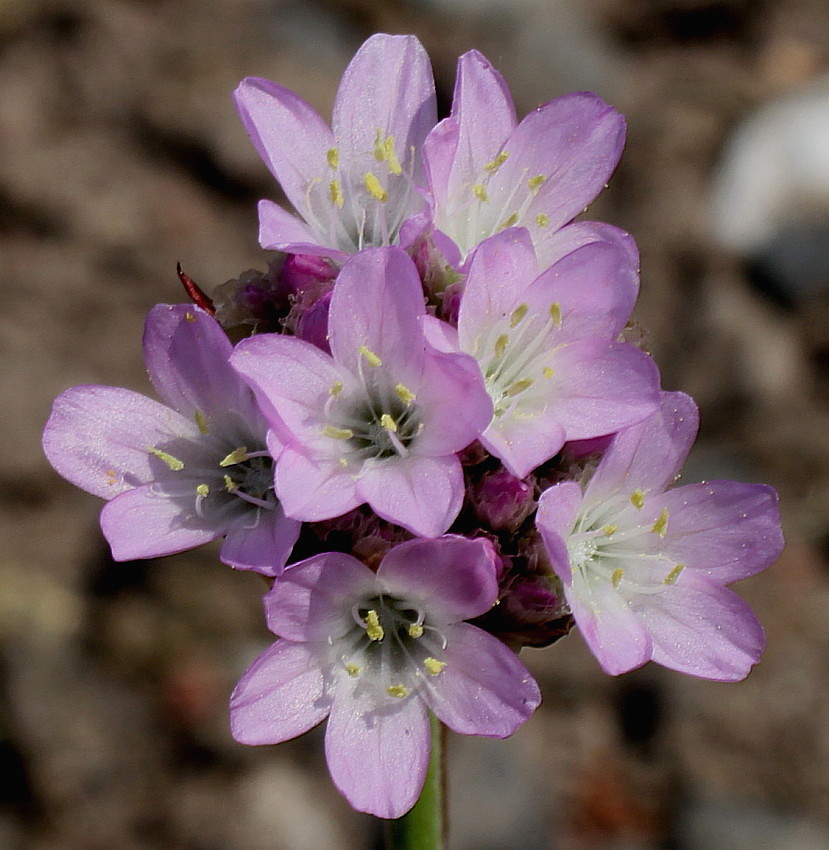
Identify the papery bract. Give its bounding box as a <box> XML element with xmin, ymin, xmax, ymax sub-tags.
<box><xmin>235</xmin><ymin>33</ymin><xmax>436</xmax><ymax>259</ymax></box>
<box><xmin>231</xmin><ymin>246</ymin><xmax>492</xmax><ymax>538</ymax></box>
<box><xmin>536</xmin><ymin>392</ymin><xmax>784</xmax><ymax>680</ymax></box>
<box><xmin>230</xmin><ymin>536</ymin><xmax>541</xmax><ymax>818</ymax></box>
<box><xmin>42</xmin><ymin>305</ymin><xmax>300</xmax><ymax>575</ymax></box>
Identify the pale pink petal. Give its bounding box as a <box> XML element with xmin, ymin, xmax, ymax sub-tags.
<box><xmin>423</xmin><ymin>623</ymin><xmax>540</xmax><ymax>737</ymax></box>
<box><xmin>325</xmin><ymin>685</ymin><xmax>430</xmax><ymax>819</ymax></box>
<box><xmin>275</xmin><ymin>447</ymin><xmax>359</xmax><ymax>521</ymax></box>
<box><xmin>535</xmin><ymin>220</ymin><xmax>639</xmax><ymax>269</ymax></box>
<box><xmin>481</xmin><ymin>414</ymin><xmax>566</xmax><ymax>480</ymax></box>
<box><xmin>230</xmin><ymin>641</ymin><xmax>330</xmax><ymax>745</ymax></box>
<box><xmin>257</xmin><ymin>199</ymin><xmax>345</xmax><ymax>258</ymax></box>
<box><xmin>220</xmin><ymin>505</ymin><xmax>301</xmax><ymax>576</ymax></box>
<box><xmin>536</xmin><ymin>482</ymin><xmax>584</xmax><ymax>584</ymax></box>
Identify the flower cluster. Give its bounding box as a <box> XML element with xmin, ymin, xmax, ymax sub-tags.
<box><xmin>43</xmin><ymin>34</ymin><xmax>783</xmax><ymax>819</ymax></box>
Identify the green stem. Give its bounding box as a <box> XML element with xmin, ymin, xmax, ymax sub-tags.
<box><xmin>384</xmin><ymin>713</ymin><xmax>446</xmax><ymax>850</ymax></box>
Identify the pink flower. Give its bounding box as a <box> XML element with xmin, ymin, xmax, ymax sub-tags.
<box><xmin>536</xmin><ymin>392</ymin><xmax>784</xmax><ymax>680</ymax></box>
<box><xmin>235</xmin><ymin>34</ymin><xmax>436</xmax><ymax>259</ymax></box>
<box><xmin>231</xmin><ymin>247</ymin><xmax>491</xmax><ymax>537</ymax></box>
<box><xmin>42</xmin><ymin>305</ymin><xmax>299</xmax><ymax>575</ymax></box>
<box><xmin>230</xmin><ymin>536</ymin><xmax>540</xmax><ymax>818</ymax></box>
<box><xmin>423</xmin><ymin>50</ymin><xmax>627</xmax><ymax>267</ymax></box>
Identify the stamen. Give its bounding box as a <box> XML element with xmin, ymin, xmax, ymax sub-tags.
<box><xmin>223</xmin><ymin>474</ymin><xmax>237</xmax><ymax>492</ymax></box>
<box><xmin>327</xmin><ymin>147</ymin><xmax>339</xmax><ymax>169</ymax></box>
<box><xmin>330</xmin><ymin>381</ymin><xmax>343</xmax><ymax>397</ymax></box>
<box><xmin>510</xmin><ymin>304</ymin><xmax>529</xmax><ymax>327</ymax></box>
<box><xmin>423</xmin><ymin>658</ymin><xmax>446</xmax><ymax>676</ymax></box>
<box><xmin>345</xmin><ymin>662</ymin><xmax>361</xmax><ymax>677</ymax></box>
<box><xmin>542</xmin><ymin>366</ymin><xmax>554</xmax><ymax>379</ymax></box>
<box><xmin>184</xmin><ymin>311</ymin><xmax>196</xmax><ymax>323</ymax></box>
<box><xmin>194</xmin><ymin>410</ymin><xmax>209</xmax><ymax>434</ymax></box>
<box><xmin>664</xmin><ymin>564</ymin><xmax>685</xmax><ymax>585</ymax></box>
<box><xmin>630</xmin><ymin>489</ymin><xmax>646</xmax><ymax>510</ymax></box>
<box><xmin>485</xmin><ymin>151</ymin><xmax>509</xmax><ymax>172</ymax></box>
<box><xmin>386</xmin><ymin>685</ymin><xmax>408</xmax><ymax>698</ymax></box>
<box><xmin>323</xmin><ymin>425</ymin><xmax>354</xmax><ymax>440</ymax></box>
<box><xmin>494</xmin><ymin>334</ymin><xmax>509</xmax><ymax>358</ymax></box>
<box><xmin>365</xmin><ymin>610</ymin><xmax>384</xmax><ymax>641</ymax></box>
<box><xmin>549</xmin><ymin>302</ymin><xmax>562</xmax><ymax>328</ymax></box>
<box><xmin>651</xmin><ymin>507</ymin><xmax>669</xmax><ymax>538</ymax></box>
<box><xmin>382</xmin><ymin>136</ymin><xmax>402</xmax><ymax>175</ymax></box>
<box><xmin>220</xmin><ymin>447</ymin><xmax>249</xmax><ymax>467</ymax></box>
<box><xmin>472</xmin><ymin>184</ymin><xmax>489</xmax><ymax>203</ymax></box>
<box><xmin>364</xmin><ymin>172</ymin><xmax>387</xmax><ymax>202</ymax></box>
<box><xmin>528</xmin><ymin>174</ymin><xmax>547</xmax><ymax>193</ymax></box>
<box><xmin>195</xmin><ymin>483</ymin><xmax>209</xmax><ymax>497</ymax></box>
<box><xmin>329</xmin><ymin>180</ymin><xmax>344</xmax><ymax>208</ymax></box>
<box><xmin>602</xmin><ymin>524</ymin><xmax>619</xmax><ymax>535</ymax></box>
<box><xmin>380</xmin><ymin>413</ymin><xmax>397</xmax><ymax>432</ymax></box>
<box><xmin>395</xmin><ymin>383</ymin><xmax>416</xmax><ymax>405</ymax></box>
<box><xmin>147</xmin><ymin>446</ymin><xmax>185</xmax><ymax>471</ymax></box>
<box><xmin>359</xmin><ymin>346</ymin><xmax>382</xmax><ymax>367</ymax></box>
<box><xmin>500</xmin><ymin>212</ymin><xmax>519</xmax><ymax>229</ymax></box>
<box><xmin>611</xmin><ymin>568</ymin><xmax>624</xmax><ymax>588</ymax></box>
<box><xmin>535</xmin><ymin>213</ymin><xmax>550</xmax><ymax>228</ymax></box>
<box><xmin>408</xmin><ymin>623</ymin><xmax>424</xmax><ymax>639</ymax></box>
<box><xmin>505</xmin><ymin>378</ymin><xmax>534</xmax><ymax>397</ymax></box>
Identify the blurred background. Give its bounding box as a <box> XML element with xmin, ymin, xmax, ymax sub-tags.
<box><xmin>2</xmin><ymin>0</ymin><xmax>829</xmax><ymax>847</ymax></box>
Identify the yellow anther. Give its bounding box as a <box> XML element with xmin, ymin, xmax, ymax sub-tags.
<box><xmin>327</xmin><ymin>147</ymin><xmax>339</xmax><ymax>169</ymax></box>
<box><xmin>612</xmin><ymin>568</ymin><xmax>624</xmax><ymax>588</ymax></box>
<box><xmin>651</xmin><ymin>507</ymin><xmax>669</xmax><ymax>538</ymax></box>
<box><xmin>330</xmin><ymin>381</ymin><xmax>343</xmax><ymax>397</ymax></box>
<box><xmin>104</xmin><ymin>469</ymin><xmax>118</xmax><ymax>486</ymax></box>
<box><xmin>630</xmin><ymin>489</ymin><xmax>646</xmax><ymax>509</ymax></box>
<box><xmin>383</xmin><ymin>136</ymin><xmax>402</xmax><ymax>175</ymax></box>
<box><xmin>506</xmin><ymin>378</ymin><xmax>534</xmax><ymax>397</ymax></box>
<box><xmin>365</xmin><ymin>610</ymin><xmax>384</xmax><ymax>641</ymax></box>
<box><xmin>424</xmin><ymin>657</ymin><xmax>446</xmax><ymax>676</ymax></box>
<box><xmin>664</xmin><ymin>563</ymin><xmax>685</xmax><ymax>585</ymax></box>
<box><xmin>359</xmin><ymin>346</ymin><xmax>382</xmax><ymax>367</ymax></box>
<box><xmin>510</xmin><ymin>304</ymin><xmax>529</xmax><ymax>327</ymax></box>
<box><xmin>147</xmin><ymin>447</ymin><xmax>185</xmax><ymax>471</ymax></box>
<box><xmin>602</xmin><ymin>524</ymin><xmax>619</xmax><ymax>536</ymax></box>
<box><xmin>364</xmin><ymin>172</ymin><xmax>387</xmax><ymax>201</ymax></box>
<box><xmin>329</xmin><ymin>180</ymin><xmax>344</xmax><ymax>208</ymax></box>
<box><xmin>408</xmin><ymin>623</ymin><xmax>424</xmax><ymax>639</ymax></box>
<box><xmin>184</xmin><ymin>311</ymin><xmax>196</xmax><ymax>323</ymax></box>
<box><xmin>223</xmin><ymin>474</ymin><xmax>237</xmax><ymax>492</ymax></box>
<box><xmin>338</xmin><ymin>457</ymin><xmax>349</xmax><ymax>467</ymax></box>
<box><xmin>194</xmin><ymin>410</ymin><xmax>209</xmax><ymax>434</ymax></box>
<box><xmin>542</xmin><ymin>366</ymin><xmax>555</xmax><ymax>379</ymax></box>
<box><xmin>535</xmin><ymin>213</ymin><xmax>550</xmax><ymax>228</ymax></box>
<box><xmin>345</xmin><ymin>662</ymin><xmax>361</xmax><ymax>677</ymax></box>
<box><xmin>195</xmin><ymin>483</ymin><xmax>209</xmax><ymax>497</ymax></box>
<box><xmin>500</xmin><ymin>212</ymin><xmax>519</xmax><ymax>229</ymax></box>
<box><xmin>323</xmin><ymin>425</ymin><xmax>354</xmax><ymax>440</ymax></box>
<box><xmin>528</xmin><ymin>174</ymin><xmax>547</xmax><ymax>193</ymax></box>
<box><xmin>395</xmin><ymin>383</ymin><xmax>416</xmax><ymax>405</ymax></box>
<box><xmin>494</xmin><ymin>334</ymin><xmax>509</xmax><ymax>358</ymax></box>
<box><xmin>220</xmin><ymin>447</ymin><xmax>249</xmax><ymax>467</ymax></box>
<box><xmin>387</xmin><ymin>684</ymin><xmax>409</xmax><ymax>698</ymax></box>
<box><xmin>472</xmin><ymin>183</ymin><xmax>489</xmax><ymax>203</ymax></box>
<box><xmin>380</xmin><ymin>413</ymin><xmax>397</xmax><ymax>432</ymax></box>
<box><xmin>484</xmin><ymin>151</ymin><xmax>509</xmax><ymax>172</ymax></box>
<box><xmin>550</xmin><ymin>302</ymin><xmax>562</xmax><ymax>328</ymax></box>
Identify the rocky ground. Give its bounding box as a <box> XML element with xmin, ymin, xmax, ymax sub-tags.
<box><xmin>3</xmin><ymin>0</ymin><xmax>829</xmax><ymax>848</ymax></box>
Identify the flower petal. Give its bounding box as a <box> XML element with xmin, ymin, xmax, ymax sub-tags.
<box><xmin>356</xmin><ymin>454</ymin><xmax>464</xmax><ymax>538</ymax></box>
<box><xmin>636</xmin><ymin>573</ymin><xmax>765</xmax><ymax>681</ymax></box>
<box><xmin>230</xmin><ymin>640</ymin><xmax>331</xmax><ymax>745</ymax></box>
<box><xmin>264</xmin><ymin>552</ymin><xmax>377</xmax><ymax>642</ymax></box>
<box><xmin>378</xmin><ymin>536</ymin><xmax>499</xmax><ymax>623</ymax></box>
<box><xmin>275</xmin><ymin>447</ymin><xmax>360</xmax><ymax>521</ymax></box>
<box><xmin>423</xmin><ymin>623</ymin><xmax>540</xmax><ymax>737</ymax></box>
<box><xmin>220</xmin><ymin>504</ymin><xmax>301</xmax><ymax>576</ymax></box>
<box><xmin>656</xmin><ymin>481</ymin><xmax>784</xmax><ymax>582</ymax></box>
<box><xmin>535</xmin><ymin>220</ymin><xmax>638</xmax><ymax>269</ymax></box>
<box><xmin>42</xmin><ymin>385</ymin><xmax>198</xmax><ymax>499</ymax></box>
<box><xmin>100</xmin><ymin>484</ymin><xmax>221</xmax><ymax>560</ymax></box>
<box><xmin>234</xmin><ymin>77</ymin><xmax>335</xmax><ymax>220</ymax></box>
<box><xmin>325</xmin><ymin>684</ymin><xmax>430</xmax><ymax>819</ymax></box>
<box><xmin>585</xmin><ymin>391</ymin><xmax>699</xmax><ymax>504</ymax></box>
<box><xmin>257</xmin><ymin>199</ymin><xmax>345</xmax><ymax>258</ymax></box>
<box><xmin>536</xmin><ymin>481</ymin><xmax>585</xmax><ymax>585</ymax></box>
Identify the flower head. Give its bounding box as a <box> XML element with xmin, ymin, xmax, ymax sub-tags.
<box><xmin>230</xmin><ymin>536</ymin><xmax>541</xmax><ymax>818</ymax></box>
<box><xmin>42</xmin><ymin>305</ymin><xmax>300</xmax><ymax>575</ymax></box>
<box><xmin>423</xmin><ymin>50</ymin><xmax>626</xmax><ymax>267</ymax></box>
<box><xmin>231</xmin><ymin>246</ymin><xmax>492</xmax><ymax>537</ymax></box>
<box><xmin>536</xmin><ymin>392</ymin><xmax>784</xmax><ymax>680</ymax></box>
<box><xmin>426</xmin><ymin>227</ymin><xmax>661</xmax><ymax>478</ymax></box>
<box><xmin>235</xmin><ymin>34</ymin><xmax>436</xmax><ymax>259</ymax></box>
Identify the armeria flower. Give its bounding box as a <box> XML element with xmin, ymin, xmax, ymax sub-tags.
<box><xmin>42</xmin><ymin>305</ymin><xmax>300</xmax><ymax>575</ymax></box>
<box><xmin>231</xmin><ymin>246</ymin><xmax>492</xmax><ymax>538</ymax></box>
<box><xmin>235</xmin><ymin>33</ymin><xmax>436</xmax><ymax>259</ymax></box>
<box><xmin>230</xmin><ymin>535</ymin><xmax>541</xmax><ymax>818</ymax></box>
<box><xmin>536</xmin><ymin>392</ymin><xmax>784</xmax><ymax>680</ymax></box>
<box><xmin>425</xmin><ymin>227</ymin><xmax>661</xmax><ymax>479</ymax></box>
<box><xmin>423</xmin><ymin>49</ymin><xmax>626</xmax><ymax>268</ymax></box>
